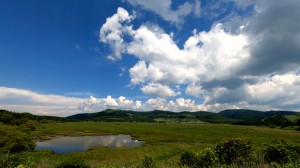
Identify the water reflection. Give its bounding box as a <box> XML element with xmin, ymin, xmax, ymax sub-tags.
<box><xmin>35</xmin><ymin>134</ymin><xmax>144</xmax><ymax>154</ymax></box>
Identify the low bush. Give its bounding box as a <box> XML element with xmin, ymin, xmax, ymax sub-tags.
<box><xmin>215</xmin><ymin>138</ymin><xmax>252</xmax><ymax>164</ymax></box>
<box><xmin>197</xmin><ymin>148</ymin><xmax>218</xmax><ymax>168</ymax></box>
<box><xmin>0</xmin><ymin>152</ymin><xmax>31</xmax><ymax>168</ymax></box>
<box><xmin>264</xmin><ymin>140</ymin><xmax>300</xmax><ymax>164</ymax></box>
<box><xmin>0</xmin><ymin>152</ymin><xmax>15</xmax><ymax>168</ymax></box>
<box><xmin>18</xmin><ymin>156</ymin><xmax>35</xmax><ymax>168</ymax></box>
<box><xmin>137</xmin><ymin>156</ymin><xmax>157</xmax><ymax>168</ymax></box>
<box><xmin>19</xmin><ymin>120</ymin><xmax>39</xmax><ymax>132</ymax></box>
<box><xmin>56</xmin><ymin>159</ymin><xmax>89</xmax><ymax>168</ymax></box>
<box><xmin>0</xmin><ymin>131</ymin><xmax>35</xmax><ymax>153</ymax></box>
<box><xmin>179</xmin><ymin>148</ymin><xmax>218</xmax><ymax>168</ymax></box>
<box><xmin>179</xmin><ymin>151</ymin><xmax>198</xmax><ymax>167</ymax></box>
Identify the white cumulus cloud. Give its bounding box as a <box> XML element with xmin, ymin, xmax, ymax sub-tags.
<box><xmin>185</xmin><ymin>83</ymin><xmax>202</xmax><ymax>97</ymax></box>
<box><xmin>245</xmin><ymin>73</ymin><xmax>300</xmax><ymax>109</ymax></box>
<box><xmin>141</xmin><ymin>83</ymin><xmax>178</xmax><ymax>98</ymax></box>
<box><xmin>125</xmin><ymin>0</ymin><xmax>201</xmax><ymax>25</ymax></box>
<box><xmin>97</xmin><ymin>0</ymin><xmax>300</xmax><ymax>112</ymax></box>
<box><xmin>168</xmin><ymin>98</ymin><xmax>206</xmax><ymax>112</ymax></box>
<box><xmin>100</xmin><ymin>8</ymin><xmax>250</xmax><ymax>98</ymax></box>
<box><xmin>129</xmin><ymin>61</ymin><xmax>148</xmax><ymax>85</ymax></box>
<box><xmin>79</xmin><ymin>95</ymin><xmax>142</xmax><ymax>112</ymax></box>
<box><xmin>99</xmin><ymin>7</ymin><xmax>135</xmax><ymax>60</ymax></box>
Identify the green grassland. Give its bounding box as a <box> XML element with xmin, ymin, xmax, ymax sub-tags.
<box><xmin>285</xmin><ymin>115</ymin><xmax>300</xmax><ymax>122</ymax></box>
<box><xmin>27</xmin><ymin>122</ymin><xmax>300</xmax><ymax>167</ymax></box>
<box><xmin>1</xmin><ymin>108</ymin><xmax>300</xmax><ymax>167</ymax></box>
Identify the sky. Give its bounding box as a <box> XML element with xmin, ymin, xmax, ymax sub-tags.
<box><xmin>1</xmin><ymin>0</ymin><xmax>300</xmax><ymax>116</ymax></box>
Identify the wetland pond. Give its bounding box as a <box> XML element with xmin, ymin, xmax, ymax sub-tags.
<box><xmin>35</xmin><ymin>134</ymin><xmax>144</xmax><ymax>154</ymax></box>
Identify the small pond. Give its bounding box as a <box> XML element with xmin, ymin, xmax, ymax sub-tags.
<box><xmin>35</xmin><ymin>134</ymin><xmax>144</xmax><ymax>154</ymax></box>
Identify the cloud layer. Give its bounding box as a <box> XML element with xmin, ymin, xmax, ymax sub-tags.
<box><xmin>2</xmin><ymin>71</ymin><xmax>300</xmax><ymax>117</ymax></box>
<box><xmin>99</xmin><ymin>0</ymin><xmax>300</xmax><ymax>112</ymax></box>
<box><xmin>0</xmin><ymin>87</ymin><xmax>209</xmax><ymax>116</ymax></box>
<box><xmin>243</xmin><ymin>0</ymin><xmax>300</xmax><ymax>75</ymax></box>
<box><xmin>0</xmin><ymin>87</ymin><xmax>83</xmax><ymax>116</ymax></box>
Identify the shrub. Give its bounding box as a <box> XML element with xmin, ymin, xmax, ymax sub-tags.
<box><xmin>264</xmin><ymin>140</ymin><xmax>300</xmax><ymax>164</ymax></box>
<box><xmin>137</xmin><ymin>156</ymin><xmax>157</xmax><ymax>168</ymax></box>
<box><xmin>0</xmin><ymin>131</ymin><xmax>35</xmax><ymax>153</ymax></box>
<box><xmin>18</xmin><ymin>156</ymin><xmax>35</xmax><ymax>168</ymax></box>
<box><xmin>0</xmin><ymin>152</ymin><xmax>31</xmax><ymax>168</ymax></box>
<box><xmin>21</xmin><ymin>120</ymin><xmax>39</xmax><ymax>132</ymax></box>
<box><xmin>271</xmin><ymin>162</ymin><xmax>300</xmax><ymax>168</ymax></box>
<box><xmin>56</xmin><ymin>159</ymin><xmax>89</xmax><ymax>168</ymax></box>
<box><xmin>0</xmin><ymin>113</ymin><xmax>16</xmax><ymax>125</ymax></box>
<box><xmin>197</xmin><ymin>148</ymin><xmax>218</xmax><ymax>168</ymax></box>
<box><xmin>296</xmin><ymin>119</ymin><xmax>300</xmax><ymax>126</ymax></box>
<box><xmin>179</xmin><ymin>149</ymin><xmax>218</xmax><ymax>168</ymax></box>
<box><xmin>215</xmin><ymin>139</ymin><xmax>252</xmax><ymax>164</ymax></box>
<box><xmin>0</xmin><ymin>152</ymin><xmax>15</xmax><ymax>168</ymax></box>
<box><xmin>179</xmin><ymin>151</ymin><xmax>198</xmax><ymax>167</ymax></box>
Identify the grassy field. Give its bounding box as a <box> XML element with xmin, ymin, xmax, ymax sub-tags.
<box><xmin>285</xmin><ymin>115</ymin><xmax>300</xmax><ymax>122</ymax></box>
<box><xmin>27</xmin><ymin>122</ymin><xmax>300</xmax><ymax>167</ymax></box>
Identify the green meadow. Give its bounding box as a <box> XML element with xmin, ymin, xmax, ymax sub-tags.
<box><xmin>25</xmin><ymin>122</ymin><xmax>300</xmax><ymax>167</ymax></box>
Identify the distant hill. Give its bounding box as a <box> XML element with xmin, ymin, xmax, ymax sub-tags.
<box><xmin>0</xmin><ymin>109</ymin><xmax>64</xmax><ymax>125</ymax></box>
<box><xmin>266</xmin><ymin>110</ymin><xmax>300</xmax><ymax>116</ymax></box>
<box><xmin>66</xmin><ymin>109</ymin><xmax>300</xmax><ymax>125</ymax></box>
<box><xmin>219</xmin><ymin>109</ymin><xmax>300</xmax><ymax>120</ymax></box>
<box><xmin>67</xmin><ymin>109</ymin><xmax>240</xmax><ymax>123</ymax></box>
<box><xmin>67</xmin><ymin>109</ymin><xmax>154</xmax><ymax>122</ymax></box>
<box><xmin>219</xmin><ymin>109</ymin><xmax>265</xmax><ymax>120</ymax></box>
<box><xmin>1</xmin><ymin>108</ymin><xmax>299</xmax><ymax>125</ymax></box>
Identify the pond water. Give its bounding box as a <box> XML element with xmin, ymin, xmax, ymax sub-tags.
<box><xmin>35</xmin><ymin>134</ymin><xmax>144</xmax><ymax>154</ymax></box>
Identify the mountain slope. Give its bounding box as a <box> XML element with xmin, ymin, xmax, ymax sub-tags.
<box><xmin>1</xmin><ymin>108</ymin><xmax>299</xmax><ymax>124</ymax></box>
<box><xmin>219</xmin><ymin>109</ymin><xmax>300</xmax><ymax>120</ymax></box>
<box><xmin>219</xmin><ymin>109</ymin><xmax>266</xmax><ymax>120</ymax></box>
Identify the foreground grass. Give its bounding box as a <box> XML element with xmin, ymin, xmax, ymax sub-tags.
<box><xmin>28</xmin><ymin>122</ymin><xmax>300</xmax><ymax>167</ymax></box>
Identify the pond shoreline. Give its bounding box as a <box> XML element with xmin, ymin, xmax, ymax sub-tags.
<box><xmin>34</xmin><ymin>134</ymin><xmax>144</xmax><ymax>154</ymax></box>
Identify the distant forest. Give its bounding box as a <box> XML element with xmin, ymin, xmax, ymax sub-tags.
<box><xmin>1</xmin><ymin>109</ymin><xmax>300</xmax><ymax>129</ymax></box>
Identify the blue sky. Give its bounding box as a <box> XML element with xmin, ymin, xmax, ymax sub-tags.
<box><xmin>1</xmin><ymin>0</ymin><xmax>300</xmax><ymax>116</ymax></box>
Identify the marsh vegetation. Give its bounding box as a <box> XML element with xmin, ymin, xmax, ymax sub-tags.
<box><xmin>0</xmin><ymin>110</ymin><xmax>300</xmax><ymax>167</ymax></box>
